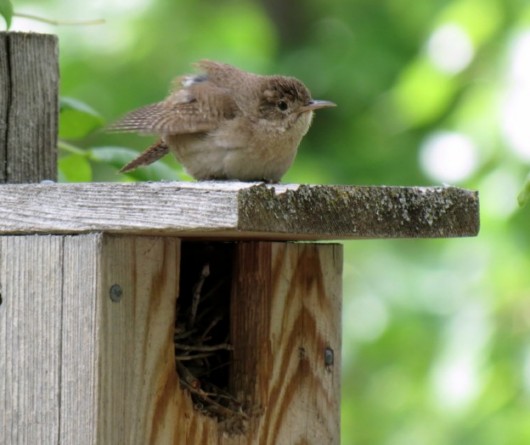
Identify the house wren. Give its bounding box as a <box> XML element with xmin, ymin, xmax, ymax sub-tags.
<box><xmin>111</xmin><ymin>60</ymin><xmax>335</xmax><ymax>182</ymax></box>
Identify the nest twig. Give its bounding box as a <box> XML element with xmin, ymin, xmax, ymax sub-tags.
<box><xmin>175</xmin><ymin>252</ymin><xmax>247</xmax><ymax>426</ymax></box>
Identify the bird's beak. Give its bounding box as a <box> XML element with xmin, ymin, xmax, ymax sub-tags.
<box><xmin>299</xmin><ymin>100</ymin><xmax>336</xmax><ymax>113</ymax></box>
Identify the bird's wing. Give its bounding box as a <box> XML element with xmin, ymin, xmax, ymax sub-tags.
<box><xmin>194</xmin><ymin>60</ymin><xmax>256</xmax><ymax>90</ymax></box>
<box><xmin>108</xmin><ymin>82</ymin><xmax>239</xmax><ymax>135</ymax></box>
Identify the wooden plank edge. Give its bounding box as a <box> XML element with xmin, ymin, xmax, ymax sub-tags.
<box><xmin>0</xmin><ymin>182</ymin><xmax>479</xmax><ymax>239</ymax></box>
<box><xmin>238</xmin><ymin>184</ymin><xmax>480</xmax><ymax>239</ymax></box>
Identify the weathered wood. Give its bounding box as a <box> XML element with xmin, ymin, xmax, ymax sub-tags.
<box><xmin>0</xmin><ymin>234</ymin><xmax>184</xmax><ymax>444</ymax></box>
<box><xmin>0</xmin><ymin>34</ymin><xmax>8</xmax><ymax>181</ymax></box>
<box><xmin>0</xmin><ymin>235</ymin><xmax>64</xmax><ymax>444</ymax></box>
<box><xmin>60</xmin><ymin>234</ymin><xmax>101</xmax><ymax>444</ymax></box>
<box><xmin>0</xmin><ymin>182</ymin><xmax>479</xmax><ymax>239</ymax></box>
<box><xmin>0</xmin><ymin>235</ymin><xmax>342</xmax><ymax>444</ymax></box>
<box><xmin>96</xmin><ymin>235</ymin><xmax>182</xmax><ymax>444</ymax></box>
<box><xmin>0</xmin><ymin>32</ymin><xmax>59</xmax><ymax>183</ymax></box>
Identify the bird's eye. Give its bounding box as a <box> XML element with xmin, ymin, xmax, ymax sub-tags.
<box><xmin>277</xmin><ymin>100</ymin><xmax>288</xmax><ymax>111</ymax></box>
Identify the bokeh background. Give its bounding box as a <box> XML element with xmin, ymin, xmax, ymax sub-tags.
<box><xmin>6</xmin><ymin>0</ymin><xmax>530</xmax><ymax>443</ymax></box>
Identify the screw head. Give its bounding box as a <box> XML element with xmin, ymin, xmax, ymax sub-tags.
<box><xmin>109</xmin><ymin>284</ymin><xmax>123</xmax><ymax>303</ymax></box>
<box><xmin>324</xmin><ymin>347</ymin><xmax>334</xmax><ymax>367</ymax></box>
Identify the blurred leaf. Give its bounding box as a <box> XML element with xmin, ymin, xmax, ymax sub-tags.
<box><xmin>88</xmin><ymin>146</ymin><xmax>181</xmax><ymax>181</ymax></box>
<box><xmin>0</xmin><ymin>0</ymin><xmax>13</xmax><ymax>29</ymax></box>
<box><xmin>59</xmin><ymin>97</ymin><xmax>104</xmax><ymax>140</ymax></box>
<box><xmin>437</xmin><ymin>0</ymin><xmax>501</xmax><ymax>44</ymax></box>
<box><xmin>393</xmin><ymin>58</ymin><xmax>456</xmax><ymax>127</ymax></box>
<box><xmin>58</xmin><ymin>153</ymin><xmax>93</xmax><ymax>182</ymax></box>
<box><xmin>517</xmin><ymin>176</ymin><xmax>530</xmax><ymax>207</ymax></box>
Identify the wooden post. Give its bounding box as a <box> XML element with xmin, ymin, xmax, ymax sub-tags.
<box><xmin>0</xmin><ymin>32</ymin><xmax>58</xmax><ymax>183</ymax></box>
<box><xmin>0</xmin><ymin>33</ymin><xmax>480</xmax><ymax>445</ymax></box>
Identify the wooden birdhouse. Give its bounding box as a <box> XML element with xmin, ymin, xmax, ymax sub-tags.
<box><xmin>0</xmin><ymin>33</ymin><xmax>479</xmax><ymax>445</ymax></box>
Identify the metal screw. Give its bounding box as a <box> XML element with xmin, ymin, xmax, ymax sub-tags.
<box><xmin>109</xmin><ymin>284</ymin><xmax>123</xmax><ymax>303</ymax></box>
<box><xmin>324</xmin><ymin>347</ymin><xmax>334</xmax><ymax>366</ymax></box>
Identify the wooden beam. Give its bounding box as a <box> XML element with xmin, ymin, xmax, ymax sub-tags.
<box><xmin>0</xmin><ymin>32</ymin><xmax>58</xmax><ymax>183</ymax></box>
<box><xmin>0</xmin><ymin>182</ymin><xmax>479</xmax><ymax>239</ymax></box>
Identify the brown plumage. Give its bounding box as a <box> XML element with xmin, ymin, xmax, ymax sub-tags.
<box><xmin>110</xmin><ymin>60</ymin><xmax>335</xmax><ymax>182</ymax></box>
<box><xmin>119</xmin><ymin>139</ymin><xmax>169</xmax><ymax>173</ymax></box>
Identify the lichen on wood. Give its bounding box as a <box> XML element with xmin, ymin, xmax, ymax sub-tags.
<box><xmin>237</xmin><ymin>184</ymin><xmax>479</xmax><ymax>239</ymax></box>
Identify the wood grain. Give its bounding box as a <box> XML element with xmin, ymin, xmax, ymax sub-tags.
<box><xmin>96</xmin><ymin>235</ymin><xmax>182</xmax><ymax>444</ymax></box>
<box><xmin>0</xmin><ymin>33</ymin><xmax>8</xmax><ymax>182</ymax></box>
<box><xmin>230</xmin><ymin>242</ymin><xmax>342</xmax><ymax>445</ymax></box>
<box><xmin>0</xmin><ymin>235</ymin><xmax>342</xmax><ymax>444</ymax></box>
<box><xmin>0</xmin><ymin>32</ymin><xmax>58</xmax><ymax>183</ymax></box>
<box><xmin>59</xmin><ymin>234</ymin><xmax>102</xmax><ymax>444</ymax></box>
<box><xmin>0</xmin><ymin>235</ymin><xmax>64</xmax><ymax>444</ymax></box>
<box><xmin>147</xmin><ymin>241</ymin><xmax>342</xmax><ymax>445</ymax></box>
<box><xmin>0</xmin><ymin>182</ymin><xmax>480</xmax><ymax>239</ymax></box>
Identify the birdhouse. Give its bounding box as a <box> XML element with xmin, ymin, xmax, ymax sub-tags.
<box><xmin>0</xmin><ymin>33</ymin><xmax>479</xmax><ymax>445</ymax></box>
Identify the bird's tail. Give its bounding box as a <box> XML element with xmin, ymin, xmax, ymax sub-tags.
<box><xmin>119</xmin><ymin>139</ymin><xmax>170</xmax><ymax>173</ymax></box>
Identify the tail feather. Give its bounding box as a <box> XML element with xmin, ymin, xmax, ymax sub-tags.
<box><xmin>108</xmin><ymin>104</ymin><xmax>164</xmax><ymax>133</ymax></box>
<box><xmin>120</xmin><ymin>139</ymin><xmax>170</xmax><ymax>173</ymax></box>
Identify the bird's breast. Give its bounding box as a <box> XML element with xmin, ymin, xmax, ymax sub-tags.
<box><xmin>164</xmin><ymin>112</ymin><xmax>313</xmax><ymax>181</ymax></box>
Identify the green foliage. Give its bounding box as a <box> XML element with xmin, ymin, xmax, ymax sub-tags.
<box><xmin>57</xmin><ymin>97</ymin><xmax>181</xmax><ymax>182</ymax></box>
<box><xmin>58</xmin><ymin>153</ymin><xmax>92</xmax><ymax>182</ymax></box>
<box><xmin>59</xmin><ymin>97</ymin><xmax>104</xmax><ymax>140</ymax></box>
<box><xmin>518</xmin><ymin>175</ymin><xmax>530</xmax><ymax>207</ymax></box>
<box><xmin>88</xmin><ymin>146</ymin><xmax>180</xmax><ymax>181</ymax></box>
<box><xmin>0</xmin><ymin>0</ymin><xmax>13</xmax><ymax>29</ymax></box>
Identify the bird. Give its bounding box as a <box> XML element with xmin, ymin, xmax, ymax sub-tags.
<box><xmin>109</xmin><ymin>60</ymin><xmax>336</xmax><ymax>183</ymax></box>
